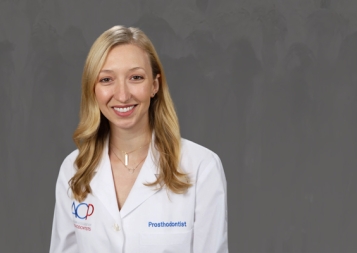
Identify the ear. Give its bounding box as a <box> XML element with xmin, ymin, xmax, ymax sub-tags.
<box><xmin>151</xmin><ymin>74</ymin><xmax>160</xmax><ymax>97</ymax></box>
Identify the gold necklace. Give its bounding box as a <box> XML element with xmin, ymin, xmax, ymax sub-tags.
<box><xmin>111</xmin><ymin>145</ymin><xmax>147</xmax><ymax>173</ymax></box>
<box><xmin>110</xmin><ymin>142</ymin><xmax>149</xmax><ymax>166</ymax></box>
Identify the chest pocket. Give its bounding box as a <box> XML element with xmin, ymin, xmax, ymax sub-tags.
<box><xmin>139</xmin><ymin>229</ymin><xmax>192</xmax><ymax>253</ymax></box>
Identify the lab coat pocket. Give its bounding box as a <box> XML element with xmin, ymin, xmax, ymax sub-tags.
<box><xmin>140</xmin><ymin>229</ymin><xmax>193</xmax><ymax>253</ymax></box>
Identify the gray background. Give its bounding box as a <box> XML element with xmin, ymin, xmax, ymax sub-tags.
<box><xmin>1</xmin><ymin>0</ymin><xmax>357</xmax><ymax>252</ymax></box>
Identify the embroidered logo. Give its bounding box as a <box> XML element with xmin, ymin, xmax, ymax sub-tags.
<box><xmin>72</xmin><ymin>201</ymin><xmax>94</xmax><ymax>220</ymax></box>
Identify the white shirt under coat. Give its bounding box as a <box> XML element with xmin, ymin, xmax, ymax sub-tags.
<box><xmin>50</xmin><ymin>137</ymin><xmax>228</xmax><ymax>253</ymax></box>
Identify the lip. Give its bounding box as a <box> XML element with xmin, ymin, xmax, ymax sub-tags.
<box><xmin>112</xmin><ymin>104</ymin><xmax>137</xmax><ymax>117</ymax></box>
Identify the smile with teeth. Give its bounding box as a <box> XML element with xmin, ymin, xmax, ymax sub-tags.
<box><xmin>114</xmin><ymin>106</ymin><xmax>135</xmax><ymax>113</ymax></box>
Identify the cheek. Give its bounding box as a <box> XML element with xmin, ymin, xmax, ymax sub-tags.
<box><xmin>95</xmin><ymin>86</ymin><xmax>111</xmax><ymax>104</ymax></box>
<box><xmin>144</xmin><ymin>83</ymin><xmax>156</xmax><ymax>96</ymax></box>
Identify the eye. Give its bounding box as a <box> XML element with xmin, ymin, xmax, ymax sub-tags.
<box><xmin>99</xmin><ymin>77</ymin><xmax>112</xmax><ymax>83</ymax></box>
<box><xmin>130</xmin><ymin>75</ymin><xmax>144</xmax><ymax>80</ymax></box>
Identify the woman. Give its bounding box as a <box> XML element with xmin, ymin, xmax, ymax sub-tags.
<box><xmin>50</xmin><ymin>25</ymin><xmax>228</xmax><ymax>253</ymax></box>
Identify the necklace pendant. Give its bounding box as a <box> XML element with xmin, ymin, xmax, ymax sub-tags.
<box><xmin>124</xmin><ymin>153</ymin><xmax>128</xmax><ymax>166</ymax></box>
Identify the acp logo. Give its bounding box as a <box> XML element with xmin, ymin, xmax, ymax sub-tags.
<box><xmin>72</xmin><ymin>201</ymin><xmax>94</xmax><ymax>220</ymax></box>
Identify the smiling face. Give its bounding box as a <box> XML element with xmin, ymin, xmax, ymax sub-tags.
<box><xmin>95</xmin><ymin>44</ymin><xmax>159</xmax><ymax>132</ymax></box>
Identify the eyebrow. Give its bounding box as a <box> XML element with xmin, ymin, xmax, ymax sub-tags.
<box><xmin>99</xmin><ymin>69</ymin><xmax>114</xmax><ymax>74</ymax></box>
<box><xmin>99</xmin><ymin>67</ymin><xmax>145</xmax><ymax>73</ymax></box>
<box><xmin>129</xmin><ymin>67</ymin><xmax>145</xmax><ymax>71</ymax></box>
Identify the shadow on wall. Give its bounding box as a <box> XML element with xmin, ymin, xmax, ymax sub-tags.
<box><xmin>219</xmin><ymin>2</ymin><xmax>357</xmax><ymax>251</ymax></box>
<box><xmin>306</xmin><ymin>8</ymin><xmax>348</xmax><ymax>66</ymax></box>
<box><xmin>0</xmin><ymin>39</ymin><xmax>15</xmax><ymax>250</ymax></box>
<box><xmin>0</xmin><ymin>40</ymin><xmax>14</xmax><ymax>156</ymax></box>
<box><xmin>331</xmin><ymin>31</ymin><xmax>357</xmax><ymax>252</ymax></box>
<box><xmin>15</xmin><ymin>14</ymin><xmax>87</xmax><ymax>250</ymax></box>
<box><xmin>254</xmin><ymin>6</ymin><xmax>287</xmax><ymax>73</ymax></box>
<box><xmin>226</xmin><ymin>38</ymin><xmax>263</xmax><ymax>186</ymax></box>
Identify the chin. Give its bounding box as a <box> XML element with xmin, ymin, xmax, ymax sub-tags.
<box><xmin>112</xmin><ymin>119</ymin><xmax>143</xmax><ymax>131</ymax></box>
<box><xmin>112</xmin><ymin>123</ymin><xmax>135</xmax><ymax>130</ymax></box>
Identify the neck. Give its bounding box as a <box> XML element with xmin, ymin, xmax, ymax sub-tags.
<box><xmin>109</xmin><ymin>125</ymin><xmax>152</xmax><ymax>152</ymax></box>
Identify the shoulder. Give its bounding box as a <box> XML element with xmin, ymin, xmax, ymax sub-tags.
<box><xmin>180</xmin><ymin>139</ymin><xmax>226</xmax><ymax>195</ymax></box>
<box><xmin>181</xmin><ymin>138</ymin><xmax>220</xmax><ymax>161</ymax></box>
<box><xmin>56</xmin><ymin>149</ymin><xmax>79</xmax><ymax>183</ymax></box>
<box><xmin>180</xmin><ymin>138</ymin><xmax>223</xmax><ymax>174</ymax></box>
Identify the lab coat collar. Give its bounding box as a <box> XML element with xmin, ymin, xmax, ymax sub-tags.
<box><xmin>90</xmin><ymin>137</ymin><xmax>120</xmax><ymax>222</ymax></box>
<box><xmin>90</xmin><ymin>133</ymin><xmax>161</xmax><ymax>222</ymax></box>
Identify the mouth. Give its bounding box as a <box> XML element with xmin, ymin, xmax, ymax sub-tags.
<box><xmin>113</xmin><ymin>105</ymin><xmax>135</xmax><ymax>113</ymax></box>
<box><xmin>113</xmin><ymin>105</ymin><xmax>137</xmax><ymax>115</ymax></box>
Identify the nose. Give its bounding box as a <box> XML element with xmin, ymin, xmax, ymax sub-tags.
<box><xmin>113</xmin><ymin>79</ymin><xmax>131</xmax><ymax>103</ymax></box>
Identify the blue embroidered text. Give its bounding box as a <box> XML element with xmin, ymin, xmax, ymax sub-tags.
<box><xmin>148</xmin><ymin>221</ymin><xmax>187</xmax><ymax>227</ymax></box>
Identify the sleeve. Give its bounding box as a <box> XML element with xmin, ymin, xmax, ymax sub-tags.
<box><xmin>193</xmin><ymin>153</ymin><xmax>228</xmax><ymax>253</ymax></box>
<box><xmin>49</xmin><ymin>156</ymin><xmax>78</xmax><ymax>253</ymax></box>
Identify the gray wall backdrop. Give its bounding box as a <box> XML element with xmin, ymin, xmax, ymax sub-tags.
<box><xmin>1</xmin><ymin>0</ymin><xmax>357</xmax><ymax>252</ymax></box>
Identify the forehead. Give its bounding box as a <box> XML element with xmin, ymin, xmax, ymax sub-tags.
<box><xmin>101</xmin><ymin>44</ymin><xmax>151</xmax><ymax>71</ymax></box>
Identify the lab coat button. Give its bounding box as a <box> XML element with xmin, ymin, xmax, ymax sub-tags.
<box><xmin>113</xmin><ymin>223</ymin><xmax>120</xmax><ymax>231</ymax></box>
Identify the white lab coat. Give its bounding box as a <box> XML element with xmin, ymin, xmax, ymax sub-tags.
<box><xmin>50</xmin><ymin>137</ymin><xmax>228</xmax><ymax>253</ymax></box>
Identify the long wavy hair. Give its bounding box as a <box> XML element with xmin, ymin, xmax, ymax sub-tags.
<box><xmin>69</xmin><ymin>26</ymin><xmax>191</xmax><ymax>202</ymax></box>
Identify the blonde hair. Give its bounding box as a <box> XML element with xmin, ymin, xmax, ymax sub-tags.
<box><xmin>70</xmin><ymin>25</ymin><xmax>191</xmax><ymax>202</ymax></box>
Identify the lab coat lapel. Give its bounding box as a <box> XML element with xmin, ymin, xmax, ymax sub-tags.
<box><xmin>90</xmin><ymin>139</ymin><xmax>121</xmax><ymax>223</ymax></box>
<box><xmin>120</xmin><ymin>142</ymin><xmax>161</xmax><ymax>219</ymax></box>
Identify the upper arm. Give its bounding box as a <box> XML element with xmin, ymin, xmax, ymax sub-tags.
<box><xmin>49</xmin><ymin>157</ymin><xmax>78</xmax><ymax>253</ymax></box>
<box><xmin>193</xmin><ymin>153</ymin><xmax>228</xmax><ymax>253</ymax></box>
